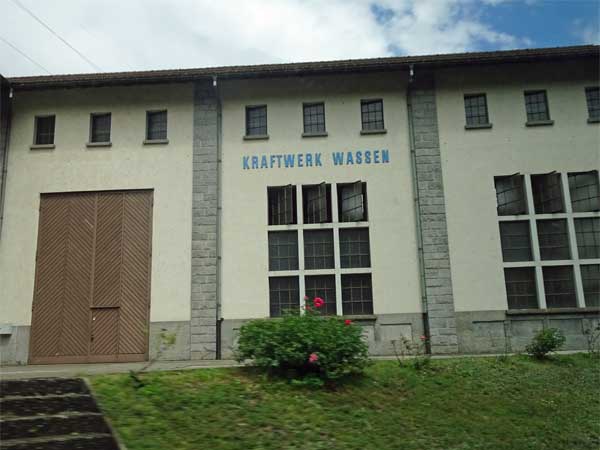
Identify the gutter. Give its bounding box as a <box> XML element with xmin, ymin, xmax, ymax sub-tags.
<box><xmin>214</xmin><ymin>76</ymin><xmax>224</xmax><ymax>360</ymax></box>
<box><xmin>0</xmin><ymin>77</ymin><xmax>12</xmax><ymax>239</ymax></box>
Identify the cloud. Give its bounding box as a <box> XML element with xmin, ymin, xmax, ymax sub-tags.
<box><xmin>0</xmin><ymin>0</ymin><xmax>530</xmax><ymax>77</ymax></box>
<box><xmin>573</xmin><ymin>19</ymin><xmax>600</xmax><ymax>44</ymax></box>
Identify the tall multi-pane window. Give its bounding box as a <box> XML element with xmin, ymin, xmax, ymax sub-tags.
<box><xmin>303</xmin><ymin>103</ymin><xmax>326</xmax><ymax>134</ymax></box>
<box><xmin>524</xmin><ymin>90</ymin><xmax>551</xmax><ymax>122</ymax></box>
<box><xmin>494</xmin><ymin>175</ymin><xmax>527</xmax><ymax>216</ymax></box>
<box><xmin>304</xmin><ymin>230</ymin><xmax>334</xmax><ymax>270</ymax></box>
<box><xmin>340</xmin><ymin>228</ymin><xmax>371</xmax><ymax>268</ymax></box>
<box><xmin>568</xmin><ymin>171</ymin><xmax>600</xmax><ymax>212</ymax></box>
<box><xmin>575</xmin><ymin>218</ymin><xmax>600</xmax><ymax>259</ymax></box>
<box><xmin>531</xmin><ymin>173</ymin><xmax>564</xmax><ymax>213</ymax></box>
<box><xmin>585</xmin><ymin>87</ymin><xmax>600</xmax><ymax>121</ymax></box>
<box><xmin>338</xmin><ymin>182</ymin><xmax>367</xmax><ymax>222</ymax></box>
<box><xmin>341</xmin><ymin>274</ymin><xmax>373</xmax><ymax>315</ymax></box>
<box><xmin>305</xmin><ymin>275</ymin><xmax>337</xmax><ymax>315</ymax></box>
<box><xmin>537</xmin><ymin>219</ymin><xmax>570</xmax><ymax>260</ymax></box>
<box><xmin>34</xmin><ymin>115</ymin><xmax>55</xmax><ymax>145</ymax></box>
<box><xmin>581</xmin><ymin>265</ymin><xmax>600</xmax><ymax>307</ymax></box>
<box><xmin>543</xmin><ymin>266</ymin><xmax>577</xmax><ymax>308</ymax></box>
<box><xmin>303</xmin><ymin>184</ymin><xmax>331</xmax><ymax>224</ymax></box>
<box><xmin>504</xmin><ymin>268</ymin><xmax>538</xmax><ymax>309</ymax></box>
<box><xmin>464</xmin><ymin>94</ymin><xmax>490</xmax><ymax>126</ymax></box>
<box><xmin>499</xmin><ymin>221</ymin><xmax>532</xmax><ymax>262</ymax></box>
<box><xmin>268</xmin><ymin>185</ymin><xmax>296</xmax><ymax>225</ymax></box>
<box><xmin>146</xmin><ymin>110</ymin><xmax>167</xmax><ymax>141</ymax></box>
<box><xmin>269</xmin><ymin>277</ymin><xmax>299</xmax><ymax>317</ymax></box>
<box><xmin>245</xmin><ymin>105</ymin><xmax>267</xmax><ymax>136</ymax></box>
<box><xmin>89</xmin><ymin>113</ymin><xmax>111</xmax><ymax>143</ymax></box>
<box><xmin>360</xmin><ymin>99</ymin><xmax>384</xmax><ymax>131</ymax></box>
<box><xmin>268</xmin><ymin>231</ymin><xmax>298</xmax><ymax>271</ymax></box>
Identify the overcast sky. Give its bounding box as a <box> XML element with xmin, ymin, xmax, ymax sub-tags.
<box><xmin>0</xmin><ymin>0</ymin><xmax>598</xmax><ymax>77</ymax></box>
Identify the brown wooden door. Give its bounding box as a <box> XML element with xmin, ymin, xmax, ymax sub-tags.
<box><xmin>29</xmin><ymin>190</ymin><xmax>153</xmax><ymax>364</ymax></box>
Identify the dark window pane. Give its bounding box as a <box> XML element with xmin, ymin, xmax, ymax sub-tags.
<box><xmin>499</xmin><ymin>221</ymin><xmax>532</xmax><ymax>262</ymax></box>
<box><xmin>543</xmin><ymin>266</ymin><xmax>576</xmax><ymax>308</ymax></box>
<box><xmin>524</xmin><ymin>90</ymin><xmax>550</xmax><ymax>122</ymax></box>
<box><xmin>303</xmin><ymin>103</ymin><xmax>326</xmax><ymax>134</ymax></box>
<box><xmin>35</xmin><ymin>116</ymin><xmax>55</xmax><ymax>145</ymax></box>
<box><xmin>303</xmin><ymin>184</ymin><xmax>331</xmax><ymax>224</ymax></box>
<box><xmin>495</xmin><ymin>175</ymin><xmax>527</xmax><ymax>215</ymax></box>
<box><xmin>537</xmin><ymin>219</ymin><xmax>570</xmax><ymax>260</ymax></box>
<box><xmin>568</xmin><ymin>171</ymin><xmax>600</xmax><ymax>212</ymax></box>
<box><xmin>246</xmin><ymin>105</ymin><xmax>267</xmax><ymax>136</ymax></box>
<box><xmin>269</xmin><ymin>276</ymin><xmax>299</xmax><ymax>317</ymax></box>
<box><xmin>146</xmin><ymin>110</ymin><xmax>167</xmax><ymax>140</ymax></box>
<box><xmin>464</xmin><ymin>94</ymin><xmax>489</xmax><ymax>125</ymax></box>
<box><xmin>338</xmin><ymin>182</ymin><xmax>367</xmax><ymax>222</ymax></box>
<box><xmin>581</xmin><ymin>264</ymin><xmax>600</xmax><ymax>307</ymax></box>
<box><xmin>303</xmin><ymin>230</ymin><xmax>334</xmax><ymax>270</ymax></box>
<box><xmin>361</xmin><ymin>99</ymin><xmax>384</xmax><ymax>130</ymax></box>
<box><xmin>90</xmin><ymin>113</ymin><xmax>111</xmax><ymax>143</ymax></box>
<box><xmin>531</xmin><ymin>173</ymin><xmax>564</xmax><ymax>213</ymax></box>
<box><xmin>268</xmin><ymin>231</ymin><xmax>298</xmax><ymax>271</ymax></box>
<box><xmin>268</xmin><ymin>185</ymin><xmax>296</xmax><ymax>225</ymax></box>
<box><xmin>504</xmin><ymin>267</ymin><xmax>538</xmax><ymax>309</ymax></box>
<box><xmin>575</xmin><ymin>218</ymin><xmax>600</xmax><ymax>259</ymax></box>
<box><xmin>586</xmin><ymin>87</ymin><xmax>600</xmax><ymax>120</ymax></box>
<box><xmin>342</xmin><ymin>274</ymin><xmax>373</xmax><ymax>315</ymax></box>
<box><xmin>340</xmin><ymin>228</ymin><xmax>371</xmax><ymax>268</ymax></box>
<box><xmin>305</xmin><ymin>275</ymin><xmax>336</xmax><ymax>315</ymax></box>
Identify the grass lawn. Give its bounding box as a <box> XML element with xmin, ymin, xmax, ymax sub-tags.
<box><xmin>90</xmin><ymin>354</ymin><xmax>600</xmax><ymax>450</ymax></box>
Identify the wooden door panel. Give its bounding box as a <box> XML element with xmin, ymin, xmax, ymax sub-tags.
<box><xmin>90</xmin><ymin>308</ymin><xmax>119</xmax><ymax>355</ymax></box>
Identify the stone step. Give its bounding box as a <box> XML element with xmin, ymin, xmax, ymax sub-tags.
<box><xmin>0</xmin><ymin>379</ymin><xmax>89</xmax><ymax>398</ymax></box>
<box><xmin>0</xmin><ymin>433</ymin><xmax>120</xmax><ymax>450</ymax></box>
<box><xmin>1</xmin><ymin>395</ymin><xmax>100</xmax><ymax>418</ymax></box>
<box><xmin>1</xmin><ymin>413</ymin><xmax>110</xmax><ymax>441</ymax></box>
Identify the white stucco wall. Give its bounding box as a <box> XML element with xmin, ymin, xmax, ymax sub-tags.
<box><xmin>219</xmin><ymin>73</ymin><xmax>422</xmax><ymax>319</ymax></box>
<box><xmin>0</xmin><ymin>83</ymin><xmax>194</xmax><ymax>325</ymax></box>
<box><xmin>436</xmin><ymin>60</ymin><xmax>600</xmax><ymax>312</ymax></box>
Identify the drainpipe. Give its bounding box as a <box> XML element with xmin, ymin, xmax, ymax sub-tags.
<box><xmin>214</xmin><ymin>75</ymin><xmax>224</xmax><ymax>360</ymax></box>
<box><xmin>0</xmin><ymin>77</ymin><xmax>13</xmax><ymax>239</ymax></box>
<box><xmin>406</xmin><ymin>64</ymin><xmax>431</xmax><ymax>354</ymax></box>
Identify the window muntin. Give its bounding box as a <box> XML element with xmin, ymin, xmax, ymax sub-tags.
<box><xmin>146</xmin><ymin>110</ymin><xmax>167</xmax><ymax>140</ymax></box>
<box><xmin>575</xmin><ymin>218</ymin><xmax>600</xmax><ymax>259</ymax></box>
<box><xmin>581</xmin><ymin>265</ymin><xmax>600</xmax><ymax>307</ymax></box>
<box><xmin>543</xmin><ymin>266</ymin><xmax>577</xmax><ymax>308</ymax></box>
<box><xmin>586</xmin><ymin>87</ymin><xmax>600</xmax><ymax>120</ymax></box>
<box><xmin>360</xmin><ymin>99</ymin><xmax>384</xmax><ymax>131</ymax></box>
<box><xmin>268</xmin><ymin>185</ymin><xmax>296</xmax><ymax>225</ymax></box>
<box><xmin>495</xmin><ymin>175</ymin><xmax>527</xmax><ymax>216</ymax></box>
<box><xmin>303</xmin><ymin>230</ymin><xmax>334</xmax><ymax>270</ymax></box>
<box><xmin>305</xmin><ymin>275</ymin><xmax>337</xmax><ymax>315</ymax></box>
<box><xmin>531</xmin><ymin>173</ymin><xmax>564</xmax><ymax>214</ymax></box>
<box><xmin>268</xmin><ymin>231</ymin><xmax>298</xmax><ymax>271</ymax></box>
<box><xmin>524</xmin><ymin>90</ymin><xmax>550</xmax><ymax>122</ymax></box>
<box><xmin>464</xmin><ymin>94</ymin><xmax>489</xmax><ymax>126</ymax></box>
<box><xmin>303</xmin><ymin>183</ymin><xmax>331</xmax><ymax>224</ymax></box>
<box><xmin>499</xmin><ymin>221</ymin><xmax>532</xmax><ymax>262</ymax></box>
<box><xmin>303</xmin><ymin>103</ymin><xmax>326</xmax><ymax>134</ymax></box>
<box><xmin>340</xmin><ymin>228</ymin><xmax>371</xmax><ymax>268</ymax></box>
<box><xmin>537</xmin><ymin>219</ymin><xmax>570</xmax><ymax>261</ymax></box>
<box><xmin>245</xmin><ymin>105</ymin><xmax>267</xmax><ymax>136</ymax></box>
<box><xmin>338</xmin><ymin>182</ymin><xmax>367</xmax><ymax>222</ymax></box>
<box><xmin>269</xmin><ymin>276</ymin><xmax>299</xmax><ymax>317</ymax></box>
<box><xmin>504</xmin><ymin>268</ymin><xmax>538</xmax><ymax>309</ymax></box>
<box><xmin>90</xmin><ymin>113</ymin><xmax>111</xmax><ymax>143</ymax></box>
<box><xmin>34</xmin><ymin>115</ymin><xmax>55</xmax><ymax>145</ymax></box>
<box><xmin>568</xmin><ymin>171</ymin><xmax>600</xmax><ymax>212</ymax></box>
<box><xmin>342</xmin><ymin>274</ymin><xmax>373</xmax><ymax>315</ymax></box>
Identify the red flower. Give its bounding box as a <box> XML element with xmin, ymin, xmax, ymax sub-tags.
<box><xmin>304</xmin><ymin>295</ymin><xmax>309</xmax><ymax>301</ymax></box>
<box><xmin>420</xmin><ymin>335</ymin><xmax>427</xmax><ymax>341</ymax></box>
<box><xmin>313</xmin><ymin>297</ymin><xmax>325</xmax><ymax>308</ymax></box>
<box><xmin>305</xmin><ymin>305</ymin><xmax>312</xmax><ymax>311</ymax></box>
<box><xmin>344</xmin><ymin>319</ymin><xmax>352</xmax><ymax>326</ymax></box>
<box><xmin>308</xmin><ymin>353</ymin><xmax>319</xmax><ymax>363</ymax></box>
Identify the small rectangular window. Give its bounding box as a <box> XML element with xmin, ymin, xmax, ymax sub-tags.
<box><xmin>90</xmin><ymin>113</ymin><xmax>111</xmax><ymax>143</ymax></box>
<box><xmin>303</xmin><ymin>103</ymin><xmax>326</xmax><ymax>134</ymax></box>
<box><xmin>341</xmin><ymin>274</ymin><xmax>373</xmax><ymax>315</ymax></box>
<box><xmin>464</xmin><ymin>94</ymin><xmax>489</xmax><ymax>126</ymax></box>
<box><xmin>146</xmin><ymin>110</ymin><xmax>167</xmax><ymax>140</ymax></box>
<box><xmin>585</xmin><ymin>87</ymin><xmax>600</xmax><ymax>121</ymax></box>
<box><xmin>268</xmin><ymin>231</ymin><xmax>298</xmax><ymax>271</ymax></box>
<box><xmin>494</xmin><ymin>175</ymin><xmax>527</xmax><ymax>215</ymax></box>
<box><xmin>340</xmin><ymin>228</ymin><xmax>371</xmax><ymax>268</ymax></box>
<box><xmin>338</xmin><ymin>182</ymin><xmax>368</xmax><ymax>222</ymax></box>
<box><xmin>568</xmin><ymin>171</ymin><xmax>600</xmax><ymax>212</ymax></box>
<box><xmin>269</xmin><ymin>276</ymin><xmax>299</xmax><ymax>317</ymax></box>
<box><xmin>303</xmin><ymin>230</ymin><xmax>334</xmax><ymax>270</ymax></box>
<box><xmin>268</xmin><ymin>185</ymin><xmax>296</xmax><ymax>225</ymax></box>
<box><xmin>581</xmin><ymin>264</ymin><xmax>600</xmax><ymax>307</ymax></box>
<box><xmin>524</xmin><ymin>90</ymin><xmax>550</xmax><ymax>122</ymax></box>
<box><xmin>531</xmin><ymin>173</ymin><xmax>564</xmax><ymax>213</ymax></box>
<box><xmin>499</xmin><ymin>221</ymin><xmax>532</xmax><ymax>262</ymax></box>
<box><xmin>575</xmin><ymin>218</ymin><xmax>600</xmax><ymax>259</ymax></box>
<box><xmin>34</xmin><ymin>115</ymin><xmax>55</xmax><ymax>145</ymax></box>
<box><xmin>303</xmin><ymin>183</ymin><xmax>331</xmax><ymax>224</ymax></box>
<box><xmin>537</xmin><ymin>219</ymin><xmax>570</xmax><ymax>260</ymax></box>
<box><xmin>361</xmin><ymin>99</ymin><xmax>384</xmax><ymax>131</ymax></box>
<box><xmin>504</xmin><ymin>267</ymin><xmax>538</xmax><ymax>309</ymax></box>
<box><xmin>305</xmin><ymin>275</ymin><xmax>337</xmax><ymax>315</ymax></box>
<box><xmin>246</xmin><ymin>105</ymin><xmax>267</xmax><ymax>136</ymax></box>
<box><xmin>543</xmin><ymin>266</ymin><xmax>577</xmax><ymax>308</ymax></box>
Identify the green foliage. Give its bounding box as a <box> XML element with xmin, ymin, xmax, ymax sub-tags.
<box><xmin>525</xmin><ymin>327</ymin><xmax>566</xmax><ymax>359</ymax></box>
<box><xmin>391</xmin><ymin>335</ymin><xmax>431</xmax><ymax>371</ymax></box>
<box><xmin>583</xmin><ymin>323</ymin><xmax>600</xmax><ymax>358</ymax></box>
<box><xmin>235</xmin><ymin>304</ymin><xmax>369</xmax><ymax>384</ymax></box>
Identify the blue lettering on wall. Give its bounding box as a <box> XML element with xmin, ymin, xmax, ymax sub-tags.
<box><xmin>241</xmin><ymin>150</ymin><xmax>390</xmax><ymax>169</ymax></box>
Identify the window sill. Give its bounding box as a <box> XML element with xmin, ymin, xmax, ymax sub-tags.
<box><xmin>506</xmin><ymin>307</ymin><xmax>599</xmax><ymax>316</ymax></box>
<box><xmin>525</xmin><ymin>120</ymin><xmax>554</xmax><ymax>127</ymax></box>
<box><xmin>587</xmin><ymin>117</ymin><xmax>600</xmax><ymax>124</ymax></box>
<box><xmin>86</xmin><ymin>141</ymin><xmax>112</xmax><ymax>148</ymax></box>
<box><xmin>302</xmin><ymin>131</ymin><xmax>328</xmax><ymax>138</ymax></box>
<box><xmin>30</xmin><ymin>144</ymin><xmax>55</xmax><ymax>150</ymax></box>
<box><xmin>143</xmin><ymin>139</ymin><xmax>169</xmax><ymax>145</ymax></box>
<box><xmin>343</xmin><ymin>315</ymin><xmax>377</xmax><ymax>321</ymax></box>
<box><xmin>243</xmin><ymin>134</ymin><xmax>269</xmax><ymax>141</ymax></box>
<box><xmin>360</xmin><ymin>129</ymin><xmax>387</xmax><ymax>135</ymax></box>
<box><xmin>465</xmin><ymin>123</ymin><xmax>492</xmax><ymax>130</ymax></box>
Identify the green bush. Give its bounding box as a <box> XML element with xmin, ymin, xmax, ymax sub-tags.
<box><xmin>525</xmin><ymin>328</ymin><xmax>566</xmax><ymax>359</ymax></box>
<box><xmin>235</xmin><ymin>298</ymin><xmax>369</xmax><ymax>385</ymax></box>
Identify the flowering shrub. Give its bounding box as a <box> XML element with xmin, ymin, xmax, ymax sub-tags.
<box><xmin>235</xmin><ymin>297</ymin><xmax>369</xmax><ymax>385</ymax></box>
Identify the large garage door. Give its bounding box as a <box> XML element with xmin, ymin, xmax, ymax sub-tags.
<box><xmin>29</xmin><ymin>190</ymin><xmax>153</xmax><ymax>364</ymax></box>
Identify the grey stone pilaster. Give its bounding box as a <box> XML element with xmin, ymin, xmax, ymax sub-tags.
<box><xmin>409</xmin><ymin>75</ymin><xmax>459</xmax><ymax>354</ymax></box>
<box><xmin>191</xmin><ymin>81</ymin><xmax>219</xmax><ymax>359</ymax></box>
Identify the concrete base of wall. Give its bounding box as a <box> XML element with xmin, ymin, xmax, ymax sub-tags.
<box><xmin>0</xmin><ymin>326</ymin><xmax>30</xmax><ymax>365</ymax></box>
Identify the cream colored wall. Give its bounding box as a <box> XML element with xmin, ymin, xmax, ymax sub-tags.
<box><xmin>220</xmin><ymin>73</ymin><xmax>422</xmax><ymax>319</ymax></box>
<box><xmin>0</xmin><ymin>83</ymin><xmax>193</xmax><ymax>325</ymax></box>
<box><xmin>436</xmin><ymin>60</ymin><xmax>600</xmax><ymax>312</ymax></box>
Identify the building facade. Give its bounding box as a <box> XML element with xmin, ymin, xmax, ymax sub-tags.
<box><xmin>0</xmin><ymin>45</ymin><xmax>598</xmax><ymax>365</ymax></box>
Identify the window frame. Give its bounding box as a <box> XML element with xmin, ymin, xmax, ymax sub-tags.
<box><xmin>33</xmin><ymin>114</ymin><xmax>56</xmax><ymax>146</ymax></box>
<box><xmin>360</xmin><ymin>99</ymin><xmax>385</xmax><ymax>133</ymax></box>
<box><xmin>464</xmin><ymin>93</ymin><xmax>491</xmax><ymax>128</ymax></box>
<box><xmin>88</xmin><ymin>112</ymin><xmax>112</xmax><ymax>145</ymax></box>
<box><xmin>268</xmin><ymin>185</ymin><xmax>297</xmax><ymax>225</ymax></box>
<box><xmin>302</xmin><ymin>183</ymin><xmax>332</xmax><ymax>224</ymax></box>
<box><xmin>145</xmin><ymin>109</ymin><xmax>168</xmax><ymax>143</ymax></box>
<box><xmin>585</xmin><ymin>86</ymin><xmax>600</xmax><ymax>122</ymax></box>
<box><xmin>302</xmin><ymin>102</ymin><xmax>327</xmax><ymax>136</ymax></box>
<box><xmin>524</xmin><ymin>90</ymin><xmax>553</xmax><ymax>125</ymax></box>
<box><xmin>245</xmin><ymin>105</ymin><xmax>268</xmax><ymax>138</ymax></box>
